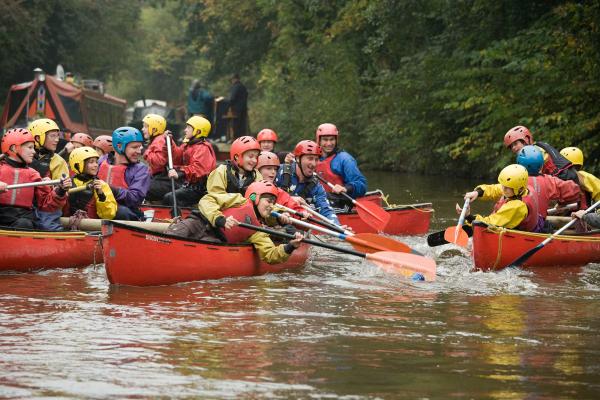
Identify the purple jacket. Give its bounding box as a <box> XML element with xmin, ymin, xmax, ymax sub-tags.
<box><xmin>99</xmin><ymin>154</ymin><xmax>150</xmax><ymax>209</ymax></box>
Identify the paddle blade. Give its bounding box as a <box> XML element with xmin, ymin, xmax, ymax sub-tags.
<box><xmin>443</xmin><ymin>226</ymin><xmax>469</xmax><ymax>247</ymax></box>
<box><xmin>355</xmin><ymin>198</ymin><xmax>391</xmax><ymax>232</ymax></box>
<box><xmin>348</xmin><ymin>233</ymin><xmax>411</xmax><ymax>254</ymax></box>
<box><xmin>506</xmin><ymin>243</ymin><xmax>544</xmax><ymax>269</ymax></box>
<box><xmin>366</xmin><ymin>251</ymin><xmax>436</xmax><ymax>281</ymax></box>
<box><xmin>427</xmin><ymin>225</ymin><xmax>473</xmax><ymax>247</ymax></box>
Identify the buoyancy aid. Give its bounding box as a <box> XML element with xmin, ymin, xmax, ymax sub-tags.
<box><xmin>68</xmin><ymin>176</ymin><xmax>97</xmax><ymax>218</ymax></box>
<box><xmin>535</xmin><ymin>142</ymin><xmax>579</xmax><ymax>184</ymax></box>
<box><xmin>316</xmin><ymin>152</ymin><xmax>344</xmax><ymax>193</ymax></box>
<box><xmin>0</xmin><ymin>161</ymin><xmax>36</xmax><ymax>208</ymax></box>
<box><xmin>30</xmin><ymin>150</ymin><xmax>52</xmax><ymax>178</ymax></box>
<box><xmin>219</xmin><ymin>200</ymin><xmax>261</xmax><ymax>243</ymax></box>
<box><xmin>98</xmin><ymin>160</ymin><xmax>129</xmax><ymax>189</ymax></box>
<box><xmin>224</xmin><ymin>161</ymin><xmax>256</xmax><ymax>194</ymax></box>
<box><xmin>493</xmin><ymin>193</ymin><xmax>541</xmax><ymax>232</ymax></box>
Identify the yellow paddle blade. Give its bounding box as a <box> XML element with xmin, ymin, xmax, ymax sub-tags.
<box><xmin>366</xmin><ymin>251</ymin><xmax>437</xmax><ymax>281</ymax></box>
<box><xmin>443</xmin><ymin>226</ymin><xmax>469</xmax><ymax>247</ymax></box>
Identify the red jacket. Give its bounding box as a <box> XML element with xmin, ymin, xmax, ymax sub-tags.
<box><xmin>0</xmin><ymin>161</ymin><xmax>66</xmax><ymax>211</ymax></box>
<box><xmin>529</xmin><ymin>174</ymin><xmax>581</xmax><ymax>217</ymax></box>
<box><xmin>276</xmin><ymin>188</ymin><xmax>304</xmax><ymax>213</ymax></box>
<box><xmin>143</xmin><ymin>135</ymin><xmax>173</xmax><ymax>176</ymax></box>
<box><xmin>172</xmin><ymin>139</ymin><xmax>216</xmax><ymax>184</ymax></box>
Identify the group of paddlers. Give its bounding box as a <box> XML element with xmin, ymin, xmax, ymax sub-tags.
<box><xmin>1</xmin><ymin>116</ymin><xmax>598</xmax><ymax>264</ymax></box>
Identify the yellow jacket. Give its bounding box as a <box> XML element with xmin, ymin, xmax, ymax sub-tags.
<box><xmin>206</xmin><ymin>164</ymin><xmax>263</xmax><ymax>195</ymax></box>
<box><xmin>199</xmin><ymin>192</ymin><xmax>292</xmax><ymax>264</ymax></box>
<box><xmin>476</xmin><ymin>184</ymin><xmax>504</xmax><ymax>202</ymax></box>
<box><xmin>71</xmin><ymin>177</ymin><xmax>118</xmax><ymax>219</ymax></box>
<box><xmin>474</xmin><ymin>199</ymin><xmax>528</xmax><ymax>229</ymax></box>
<box><xmin>578</xmin><ymin>170</ymin><xmax>600</xmax><ymax>202</ymax></box>
<box><xmin>50</xmin><ymin>153</ymin><xmax>69</xmax><ymax>180</ymax></box>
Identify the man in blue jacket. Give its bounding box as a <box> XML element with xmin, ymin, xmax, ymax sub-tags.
<box><xmin>315</xmin><ymin>123</ymin><xmax>367</xmax><ymax>210</ymax></box>
<box><xmin>275</xmin><ymin>140</ymin><xmax>341</xmax><ymax>226</ymax></box>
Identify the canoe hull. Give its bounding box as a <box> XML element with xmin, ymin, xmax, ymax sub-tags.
<box><xmin>0</xmin><ymin>228</ymin><xmax>102</xmax><ymax>272</ymax></box>
<box><xmin>472</xmin><ymin>223</ymin><xmax>600</xmax><ymax>271</ymax></box>
<box><xmin>102</xmin><ymin>221</ymin><xmax>309</xmax><ymax>286</ymax></box>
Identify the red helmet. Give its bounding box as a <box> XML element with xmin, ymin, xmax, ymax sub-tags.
<box><xmin>230</xmin><ymin>136</ymin><xmax>261</xmax><ymax>163</ymax></box>
<box><xmin>256</xmin><ymin>151</ymin><xmax>280</xmax><ymax>170</ymax></box>
<box><xmin>71</xmin><ymin>132</ymin><xmax>94</xmax><ymax>147</ymax></box>
<box><xmin>244</xmin><ymin>180</ymin><xmax>279</xmax><ymax>205</ymax></box>
<box><xmin>93</xmin><ymin>135</ymin><xmax>113</xmax><ymax>153</ymax></box>
<box><xmin>504</xmin><ymin>126</ymin><xmax>533</xmax><ymax>148</ymax></box>
<box><xmin>1</xmin><ymin>128</ymin><xmax>35</xmax><ymax>157</ymax></box>
<box><xmin>257</xmin><ymin>129</ymin><xmax>278</xmax><ymax>143</ymax></box>
<box><xmin>294</xmin><ymin>140</ymin><xmax>322</xmax><ymax>158</ymax></box>
<box><xmin>315</xmin><ymin>123</ymin><xmax>338</xmax><ymax>144</ymax></box>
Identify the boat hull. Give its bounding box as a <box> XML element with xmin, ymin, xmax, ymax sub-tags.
<box><xmin>472</xmin><ymin>223</ymin><xmax>600</xmax><ymax>271</ymax></box>
<box><xmin>102</xmin><ymin>221</ymin><xmax>310</xmax><ymax>286</ymax></box>
<box><xmin>0</xmin><ymin>228</ymin><xmax>102</xmax><ymax>272</ymax></box>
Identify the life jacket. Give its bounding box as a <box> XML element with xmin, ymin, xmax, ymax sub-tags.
<box><xmin>316</xmin><ymin>152</ymin><xmax>345</xmax><ymax>193</ymax></box>
<box><xmin>0</xmin><ymin>161</ymin><xmax>36</xmax><ymax>209</ymax></box>
<box><xmin>98</xmin><ymin>160</ymin><xmax>129</xmax><ymax>189</ymax></box>
<box><xmin>278</xmin><ymin>164</ymin><xmax>318</xmax><ymax>201</ymax></box>
<box><xmin>224</xmin><ymin>161</ymin><xmax>256</xmax><ymax>194</ymax></box>
<box><xmin>493</xmin><ymin>192</ymin><xmax>541</xmax><ymax>232</ymax></box>
<box><xmin>182</xmin><ymin>138</ymin><xmax>215</xmax><ymax>186</ymax></box>
<box><xmin>30</xmin><ymin>151</ymin><xmax>52</xmax><ymax>178</ymax></box>
<box><xmin>219</xmin><ymin>200</ymin><xmax>261</xmax><ymax>243</ymax></box>
<box><xmin>527</xmin><ymin>176</ymin><xmax>552</xmax><ymax>218</ymax></box>
<box><xmin>68</xmin><ymin>176</ymin><xmax>98</xmax><ymax>218</ymax></box>
<box><xmin>535</xmin><ymin>142</ymin><xmax>579</xmax><ymax>184</ymax></box>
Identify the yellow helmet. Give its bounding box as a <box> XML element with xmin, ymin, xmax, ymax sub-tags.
<box><xmin>498</xmin><ymin>164</ymin><xmax>529</xmax><ymax>196</ymax></box>
<box><xmin>28</xmin><ymin>118</ymin><xmax>60</xmax><ymax>148</ymax></box>
<box><xmin>560</xmin><ymin>146</ymin><xmax>584</xmax><ymax>167</ymax></box>
<box><xmin>69</xmin><ymin>146</ymin><xmax>99</xmax><ymax>174</ymax></box>
<box><xmin>142</xmin><ymin>113</ymin><xmax>167</xmax><ymax>137</ymax></box>
<box><xmin>186</xmin><ymin>115</ymin><xmax>211</xmax><ymax>138</ymax></box>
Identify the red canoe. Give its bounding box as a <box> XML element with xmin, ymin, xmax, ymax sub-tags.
<box><xmin>472</xmin><ymin>222</ymin><xmax>600</xmax><ymax>271</ymax></box>
<box><xmin>0</xmin><ymin>227</ymin><xmax>102</xmax><ymax>272</ymax></box>
<box><xmin>102</xmin><ymin>221</ymin><xmax>310</xmax><ymax>286</ymax></box>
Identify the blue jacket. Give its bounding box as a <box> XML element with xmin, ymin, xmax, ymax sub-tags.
<box><xmin>275</xmin><ymin>163</ymin><xmax>340</xmax><ymax>225</ymax></box>
<box><xmin>320</xmin><ymin>150</ymin><xmax>367</xmax><ymax>198</ymax></box>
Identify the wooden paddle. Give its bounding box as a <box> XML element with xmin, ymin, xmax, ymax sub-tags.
<box><xmin>165</xmin><ymin>133</ymin><xmax>179</xmax><ymax>218</ymax></box>
<box><xmin>506</xmin><ymin>200</ymin><xmax>600</xmax><ymax>268</ymax></box>
<box><xmin>444</xmin><ymin>198</ymin><xmax>470</xmax><ymax>247</ymax></box>
<box><xmin>271</xmin><ymin>211</ymin><xmax>417</xmax><ymax>255</ymax></box>
<box><xmin>314</xmin><ymin>173</ymin><xmax>390</xmax><ymax>232</ymax></box>
<box><xmin>238</xmin><ymin>222</ymin><xmax>436</xmax><ymax>281</ymax></box>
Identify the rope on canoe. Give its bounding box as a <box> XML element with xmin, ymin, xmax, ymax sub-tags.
<box><xmin>486</xmin><ymin>225</ymin><xmax>600</xmax><ymax>243</ymax></box>
<box><xmin>379</xmin><ymin>192</ymin><xmax>434</xmax><ymax>212</ymax></box>
<box><xmin>492</xmin><ymin>228</ymin><xmax>506</xmax><ymax>270</ymax></box>
<box><xmin>0</xmin><ymin>229</ymin><xmax>87</xmax><ymax>239</ymax></box>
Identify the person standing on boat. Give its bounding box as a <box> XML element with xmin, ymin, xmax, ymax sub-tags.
<box><xmin>503</xmin><ymin>125</ymin><xmax>579</xmax><ymax>184</ymax></box>
<box><xmin>28</xmin><ymin>118</ymin><xmax>70</xmax><ymax>230</ymax></box>
<box><xmin>65</xmin><ymin>146</ymin><xmax>117</xmax><ymax>220</ymax></box>
<box><xmin>457</xmin><ymin>164</ymin><xmax>544</xmax><ymax>232</ymax></box>
<box><xmin>167</xmin><ymin>180</ymin><xmax>303</xmax><ymax>263</ymax></box>
<box><xmin>142</xmin><ymin>114</ymin><xmax>177</xmax><ymax>202</ymax></box>
<box><xmin>315</xmin><ymin>123</ymin><xmax>367</xmax><ymax>211</ymax></box>
<box><xmin>93</xmin><ymin>135</ymin><xmax>113</xmax><ymax>157</ymax></box>
<box><xmin>0</xmin><ymin>128</ymin><xmax>71</xmax><ymax>229</ymax></box>
<box><xmin>163</xmin><ymin>116</ymin><xmax>216</xmax><ymax>207</ymax></box>
<box><xmin>98</xmin><ymin>127</ymin><xmax>150</xmax><ymax>221</ymax></box>
<box><xmin>206</xmin><ymin>136</ymin><xmax>262</xmax><ymax>195</ymax></box>
<box><xmin>560</xmin><ymin>147</ymin><xmax>600</xmax><ymax>210</ymax></box>
<box><xmin>256</xmin><ymin>151</ymin><xmax>305</xmax><ymax>215</ymax></box>
<box><xmin>276</xmin><ymin>140</ymin><xmax>341</xmax><ymax>226</ymax></box>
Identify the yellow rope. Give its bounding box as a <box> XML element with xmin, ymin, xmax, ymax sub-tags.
<box><xmin>485</xmin><ymin>225</ymin><xmax>600</xmax><ymax>243</ymax></box>
<box><xmin>0</xmin><ymin>229</ymin><xmax>87</xmax><ymax>239</ymax></box>
<box><xmin>492</xmin><ymin>227</ymin><xmax>506</xmax><ymax>269</ymax></box>
<box><xmin>379</xmin><ymin>192</ymin><xmax>434</xmax><ymax>213</ymax></box>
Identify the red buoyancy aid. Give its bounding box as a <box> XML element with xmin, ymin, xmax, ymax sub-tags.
<box><xmin>0</xmin><ymin>162</ymin><xmax>38</xmax><ymax>208</ymax></box>
<box><xmin>219</xmin><ymin>200</ymin><xmax>261</xmax><ymax>243</ymax></box>
<box><xmin>316</xmin><ymin>154</ymin><xmax>344</xmax><ymax>193</ymax></box>
<box><xmin>98</xmin><ymin>161</ymin><xmax>129</xmax><ymax>189</ymax></box>
<box><xmin>493</xmin><ymin>193</ymin><xmax>541</xmax><ymax>232</ymax></box>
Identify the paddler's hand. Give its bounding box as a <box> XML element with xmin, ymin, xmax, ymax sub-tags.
<box><xmin>59</xmin><ymin>176</ymin><xmax>72</xmax><ymax>190</ymax></box>
<box><xmin>276</xmin><ymin>212</ymin><xmax>292</xmax><ymax>225</ymax></box>
<box><xmin>571</xmin><ymin>210</ymin><xmax>586</xmax><ymax>220</ymax></box>
<box><xmin>292</xmin><ymin>196</ymin><xmax>308</xmax><ymax>207</ymax></box>
<box><xmin>0</xmin><ymin>181</ymin><xmax>7</xmax><ymax>193</ymax></box>
<box><xmin>167</xmin><ymin>168</ymin><xmax>178</xmax><ymax>179</ymax></box>
<box><xmin>455</xmin><ymin>202</ymin><xmax>470</xmax><ymax>216</ymax></box>
<box><xmin>331</xmin><ymin>184</ymin><xmax>347</xmax><ymax>194</ymax></box>
<box><xmin>92</xmin><ymin>179</ymin><xmax>104</xmax><ymax>191</ymax></box>
<box><xmin>224</xmin><ymin>216</ymin><xmax>240</xmax><ymax>229</ymax></box>
<box><xmin>284</xmin><ymin>153</ymin><xmax>295</xmax><ymax>164</ymax></box>
<box><xmin>464</xmin><ymin>190</ymin><xmax>479</xmax><ymax>202</ymax></box>
<box><xmin>289</xmin><ymin>232</ymin><xmax>304</xmax><ymax>248</ymax></box>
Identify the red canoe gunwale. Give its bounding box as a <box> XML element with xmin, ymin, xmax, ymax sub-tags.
<box><xmin>471</xmin><ymin>222</ymin><xmax>600</xmax><ymax>271</ymax></box>
<box><xmin>0</xmin><ymin>227</ymin><xmax>102</xmax><ymax>272</ymax></box>
<box><xmin>101</xmin><ymin>220</ymin><xmax>310</xmax><ymax>287</ymax></box>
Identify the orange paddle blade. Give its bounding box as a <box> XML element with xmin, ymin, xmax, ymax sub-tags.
<box><xmin>443</xmin><ymin>226</ymin><xmax>469</xmax><ymax>247</ymax></box>
<box><xmin>347</xmin><ymin>233</ymin><xmax>411</xmax><ymax>254</ymax></box>
<box><xmin>366</xmin><ymin>251</ymin><xmax>436</xmax><ymax>281</ymax></box>
<box><xmin>355</xmin><ymin>198</ymin><xmax>391</xmax><ymax>232</ymax></box>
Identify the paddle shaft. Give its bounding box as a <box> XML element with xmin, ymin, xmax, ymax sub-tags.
<box><xmin>277</xmin><ymin>203</ymin><xmax>346</xmax><ymax>234</ymax></box>
<box><xmin>454</xmin><ymin>198</ymin><xmax>470</xmax><ymax>243</ymax></box>
<box><xmin>165</xmin><ymin>134</ymin><xmax>179</xmax><ymax>217</ymax></box>
<box><xmin>271</xmin><ymin>211</ymin><xmax>346</xmax><ymax>238</ymax></box>
<box><xmin>507</xmin><ymin>199</ymin><xmax>600</xmax><ymax>267</ymax></box>
<box><xmin>6</xmin><ymin>179</ymin><xmax>61</xmax><ymax>190</ymax></box>
<box><xmin>238</xmin><ymin>222</ymin><xmax>367</xmax><ymax>259</ymax></box>
<box><xmin>302</xmin><ymin>204</ymin><xmax>337</xmax><ymax>225</ymax></box>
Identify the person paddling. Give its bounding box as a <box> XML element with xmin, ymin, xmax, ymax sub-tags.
<box><xmin>98</xmin><ymin>127</ymin><xmax>150</xmax><ymax>221</ymax></box>
<box><xmin>315</xmin><ymin>123</ymin><xmax>367</xmax><ymax>211</ymax></box>
<box><xmin>166</xmin><ymin>180</ymin><xmax>303</xmax><ymax>263</ymax></box>
<box><xmin>206</xmin><ymin>136</ymin><xmax>262</xmax><ymax>195</ymax></box>
<box><xmin>560</xmin><ymin>147</ymin><xmax>600</xmax><ymax>209</ymax></box>
<box><xmin>0</xmin><ymin>128</ymin><xmax>71</xmax><ymax>229</ymax></box>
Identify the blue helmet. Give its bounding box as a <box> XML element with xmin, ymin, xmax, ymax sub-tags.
<box><xmin>112</xmin><ymin>126</ymin><xmax>143</xmax><ymax>155</ymax></box>
<box><xmin>516</xmin><ymin>145</ymin><xmax>544</xmax><ymax>176</ymax></box>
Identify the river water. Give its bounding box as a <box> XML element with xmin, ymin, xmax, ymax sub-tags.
<box><xmin>1</xmin><ymin>171</ymin><xmax>599</xmax><ymax>399</ymax></box>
